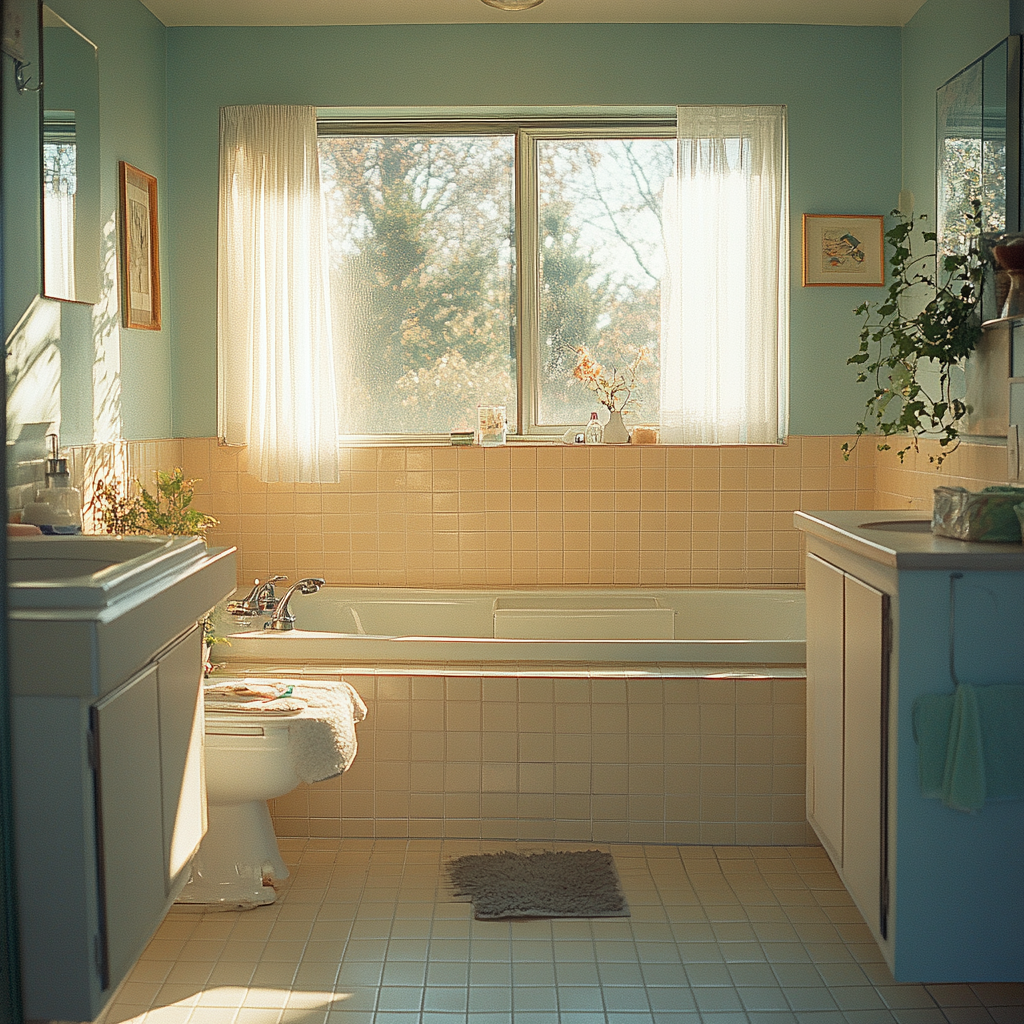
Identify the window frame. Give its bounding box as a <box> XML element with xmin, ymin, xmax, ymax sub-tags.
<box><xmin>317</xmin><ymin>113</ymin><xmax>677</xmax><ymax>443</ymax></box>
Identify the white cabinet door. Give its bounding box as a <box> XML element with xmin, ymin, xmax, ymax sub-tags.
<box><xmin>843</xmin><ymin>573</ymin><xmax>887</xmax><ymax>940</ymax></box>
<box><xmin>805</xmin><ymin>553</ymin><xmax>846</xmax><ymax>864</ymax></box>
<box><xmin>155</xmin><ymin>624</ymin><xmax>207</xmax><ymax>896</ymax></box>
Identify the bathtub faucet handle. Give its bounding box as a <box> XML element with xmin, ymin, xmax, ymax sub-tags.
<box><xmin>228</xmin><ymin>575</ymin><xmax>289</xmax><ymax>618</ymax></box>
<box><xmin>229</xmin><ymin>577</ymin><xmax>268</xmax><ymax>617</ymax></box>
<box><xmin>264</xmin><ymin>577</ymin><xmax>326</xmax><ymax>632</ymax></box>
<box><xmin>256</xmin><ymin>575</ymin><xmax>288</xmax><ymax>612</ymax></box>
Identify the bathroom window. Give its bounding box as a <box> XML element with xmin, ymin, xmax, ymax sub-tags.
<box><xmin>318</xmin><ymin>116</ymin><xmax>688</xmax><ymax>438</ymax></box>
<box><xmin>218</xmin><ymin>106</ymin><xmax>787</xmax><ymax>471</ymax></box>
<box><xmin>317</xmin><ymin>128</ymin><xmax>518</xmax><ymax>436</ymax></box>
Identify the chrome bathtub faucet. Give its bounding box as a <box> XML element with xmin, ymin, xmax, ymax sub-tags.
<box><xmin>265</xmin><ymin>578</ymin><xmax>326</xmax><ymax>631</ymax></box>
<box><xmin>228</xmin><ymin>575</ymin><xmax>288</xmax><ymax>618</ymax></box>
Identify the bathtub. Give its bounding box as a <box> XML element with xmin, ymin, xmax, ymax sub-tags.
<box><xmin>218</xmin><ymin>587</ymin><xmax>805</xmax><ymax>666</ymax></box>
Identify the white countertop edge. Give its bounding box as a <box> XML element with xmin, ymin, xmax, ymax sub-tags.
<box><xmin>794</xmin><ymin>510</ymin><xmax>1024</xmax><ymax>570</ymax></box>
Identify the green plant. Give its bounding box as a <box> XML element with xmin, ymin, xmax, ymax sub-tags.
<box><xmin>90</xmin><ymin>478</ymin><xmax>149</xmax><ymax>535</ymax></box>
<box><xmin>842</xmin><ymin>200</ymin><xmax>984</xmax><ymax>467</ymax></box>
<box><xmin>139</xmin><ymin>469</ymin><xmax>219</xmax><ymax>536</ymax></box>
<box><xmin>202</xmin><ymin>614</ymin><xmax>230</xmax><ymax>675</ymax></box>
<box><xmin>90</xmin><ymin>468</ymin><xmax>218</xmax><ymax>538</ymax></box>
<box><xmin>91</xmin><ymin>469</ymin><xmax>223</xmax><ymax>673</ymax></box>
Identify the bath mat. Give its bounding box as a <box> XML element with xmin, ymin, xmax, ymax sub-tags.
<box><xmin>446</xmin><ymin>850</ymin><xmax>629</xmax><ymax>920</ymax></box>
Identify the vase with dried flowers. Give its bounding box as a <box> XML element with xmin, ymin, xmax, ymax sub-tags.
<box><xmin>572</xmin><ymin>345</ymin><xmax>648</xmax><ymax>443</ymax></box>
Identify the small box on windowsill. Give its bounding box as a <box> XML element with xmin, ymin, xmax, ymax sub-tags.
<box><xmin>450</xmin><ymin>431</ymin><xmax>475</xmax><ymax>446</ymax></box>
<box><xmin>630</xmin><ymin>426</ymin><xmax>659</xmax><ymax>445</ymax></box>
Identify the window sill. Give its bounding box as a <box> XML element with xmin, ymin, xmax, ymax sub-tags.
<box><xmin>333</xmin><ymin>434</ymin><xmax>787</xmax><ymax>448</ymax></box>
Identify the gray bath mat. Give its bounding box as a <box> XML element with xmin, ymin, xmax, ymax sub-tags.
<box><xmin>446</xmin><ymin>850</ymin><xmax>630</xmax><ymax>920</ymax></box>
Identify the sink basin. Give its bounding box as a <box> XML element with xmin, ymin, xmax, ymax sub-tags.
<box><xmin>858</xmin><ymin>519</ymin><xmax>933</xmax><ymax>533</ymax></box>
<box><xmin>8</xmin><ymin>534</ymin><xmax>210</xmax><ymax>609</ymax></box>
<box><xmin>8</xmin><ymin>534</ymin><xmax>237</xmax><ymax>698</ymax></box>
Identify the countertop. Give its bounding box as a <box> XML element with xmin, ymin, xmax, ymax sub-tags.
<box><xmin>794</xmin><ymin>509</ymin><xmax>1024</xmax><ymax>571</ymax></box>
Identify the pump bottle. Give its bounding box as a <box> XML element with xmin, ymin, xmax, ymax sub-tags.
<box><xmin>21</xmin><ymin>434</ymin><xmax>83</xmax><ymax>534</ymax></box>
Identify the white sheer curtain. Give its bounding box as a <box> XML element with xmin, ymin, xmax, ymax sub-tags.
<box><xmin>43</xmin><ymin>191</ymin><xmax>76</xmax><ymax>299</ymax></box>
<box><xmin>218</xmin><ymin>105</ymin><xmax>340</xmax><ymax>483</ymax></box>
<box><xmin>661</xmin><ymin>105</ymin><xmax>788</xmax><ymax>444</ymax></box>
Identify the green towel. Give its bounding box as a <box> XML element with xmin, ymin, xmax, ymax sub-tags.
<box><xmin>912</xmin><ymin>684</ymin><xmax>1024</xmax><ymax>813</ymax></box>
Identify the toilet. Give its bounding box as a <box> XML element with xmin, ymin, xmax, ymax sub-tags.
<box><xmin>176</xmin><ymin>675</ymin><xmax>366</xmax><ymax>910</ymax></box>
<box><xmin>176</xmin><ymin>711</ymin><xmax>300</xmax><ymax>909</ymax></box>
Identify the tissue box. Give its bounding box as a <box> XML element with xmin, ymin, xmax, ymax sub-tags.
<box><xmin>932</xmin><ymin>485</ymin><xmax>1024</xmax><ymax>542</ymax></box>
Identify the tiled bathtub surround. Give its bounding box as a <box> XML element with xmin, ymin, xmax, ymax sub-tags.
<box><xmin>221</xmin><ymin>665</ymin><xmax>813</xmax><ymax>846</ymax></box>
<box><xmin>64</xmin><ymin>435</ymin><xmax>1013</xmax><ymax>591</ymax></box>
<box><xmin>56</xmin><ymin>434</ymin><xmax>1014</xmax><ymax>846</ymax></box>
<box><xmin>177</xmin><ymin>435</ymin><xmax>877</xmax><ymax>590</ymax></box>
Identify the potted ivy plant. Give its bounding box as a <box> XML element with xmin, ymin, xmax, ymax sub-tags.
<box><xmin>842</xmin><ymin>199</ymin><xmax>984</xmax><ymax>467</ymax></box>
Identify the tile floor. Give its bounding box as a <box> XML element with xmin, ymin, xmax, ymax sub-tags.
<box><xmin>98</xmin><ymin>840</ymin><xmax>1023</xmax><ymax>1024</ymax></box>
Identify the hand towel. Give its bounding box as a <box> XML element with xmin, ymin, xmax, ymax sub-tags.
<box><xmin>941</xmin><ymin>682</ymin><xmax>985</xmax><ymax>813</ymax></box>
<box><xmin>912</xmin><ymin>683</ymin><xmax>1024</xmax><ymax>812</ymax></box>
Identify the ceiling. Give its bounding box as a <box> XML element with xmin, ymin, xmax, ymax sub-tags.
<box><xmin>138</xmin><ymin>0</ymin><xmax>929</xmax><ymax>28</ymax></box>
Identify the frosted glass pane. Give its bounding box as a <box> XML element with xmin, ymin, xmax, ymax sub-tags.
<box><xmin>319</xmin><ymin>135</ymin><xmax>516</xmax><ymax>434</ymax></box>
<box><xmin>536</xmin><ymin>138</ymin><xmax>672</xmax><ymax>427</ymax></box>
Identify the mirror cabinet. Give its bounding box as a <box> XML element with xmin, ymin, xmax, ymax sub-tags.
<box><xmin>41</xmin><ymin>3</ymin><xmax>99</xmax><ymax>305</ymax></box>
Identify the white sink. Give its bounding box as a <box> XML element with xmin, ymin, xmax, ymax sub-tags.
<box><xmin>858</xmin><ymin>519</ymin><xmax>933</xmax><ymax>533</ymax></box>
<box><xmin>8</xmin><ymin>534</ymin><xmax>210</xmax><ymax>609</ymax></box>
<box><xmin>8</xmin><ymin>534</ymin><xmax>237</xmax><ymax>697</ymax></box>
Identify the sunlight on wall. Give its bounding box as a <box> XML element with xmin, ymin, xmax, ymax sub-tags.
<box><xmin>92</xmin><ymin>211</ymin><xmax>123</xmax><ymax>442</ymax></box>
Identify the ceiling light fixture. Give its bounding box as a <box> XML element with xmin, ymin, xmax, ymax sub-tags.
<box><xmin>480</xmin><ymin>0</ymin><xmax>545</xmax><ymax>10</ymax></box>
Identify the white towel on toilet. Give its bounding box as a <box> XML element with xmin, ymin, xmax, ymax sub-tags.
<box><xmin>282</xmin><ymin>680</ymin><xmax>368</xmax><ymax>784</ymax></box>
<box><xmin>204</xmin><ymin>677</ymin><xmax>368</xmax><ymax>782</ymax></box>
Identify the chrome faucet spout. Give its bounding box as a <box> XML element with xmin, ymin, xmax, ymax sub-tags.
<box><xmin>265</xmin><ymin>577</ymin><xmax>326</xmax><ymax>631</ymax></box>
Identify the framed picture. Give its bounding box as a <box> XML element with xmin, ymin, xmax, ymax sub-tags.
<box><xmin>119</xmin><ymin>161</ymin><xmax>161</xmax><ymax>329</ymax></box>
<box><xmin>802</xmin><ymin>214</ymin><xmax>885</xmax><ymax>287</ymax></box>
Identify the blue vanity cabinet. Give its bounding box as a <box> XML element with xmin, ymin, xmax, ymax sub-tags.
<box><xmin>797</xmin><ymin>510</ymin><xmax>1024</xmax><ymax>983</ymax></box>
<box><xmin>8</xmin><ymin>538</ymin><xmax>236</xmax><ymax>1021</ymax></box>
<box><xmin>13</xmin><ymin>622</ymin><xmax>209</xmax><ymax>1021</ymax></box>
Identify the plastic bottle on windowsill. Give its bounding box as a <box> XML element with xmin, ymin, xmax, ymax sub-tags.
<box><xmin>584</xmin><ymin>411</ymin><xmax>604</xmax><ymax>445</ymax></box>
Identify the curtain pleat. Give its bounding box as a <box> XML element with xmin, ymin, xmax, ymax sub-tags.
<box><xmin>218</xmin><ymin>105</ymin><xmax>340</xmax><ymax>483</ymax></box>
<box><xmin>660</xmin><ymin>105</ymin><xmax>789</xmax><ymax>445</ymax></box>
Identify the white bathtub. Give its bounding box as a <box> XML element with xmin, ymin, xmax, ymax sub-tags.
<box><xmin>218</xmin><ymin>587</ymin><xmax>805</xmax><ymax>665</ymax></box>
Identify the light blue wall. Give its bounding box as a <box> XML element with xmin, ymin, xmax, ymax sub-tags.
<box><xmin>2</xmin><ymin>0</ymin><xmax>168</xmax><ymax>448</ymax></box>
<box><xmin>6</xmin><ymin>2</ymin><xmax>1013</xmax><ymax>444</ymax></box>
<box><xmin>45</xmin><ymin>0</ymin><xmax>170</xmax><ymax>444</ymax></box>
<box><xmin>2</xmin><ymin>0</ymin><xmax>42</xmax><ymax>339</ymax></box>
<box><xmin>165</xmin><ymin>23</ymin><xmax>902</xmax><ymax>438</ymax></box>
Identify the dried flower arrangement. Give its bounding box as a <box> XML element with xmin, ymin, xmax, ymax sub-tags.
<box><xmin>571</xmin><ymin>345</ymin><xmax>649</xmax><ymax>413</ymax></box>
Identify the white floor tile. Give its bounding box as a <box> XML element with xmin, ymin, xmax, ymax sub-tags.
<box><xmin>102</xmin><ymin>840</ymin><xmax>1022</xmax><ymax>1024</ymax></box>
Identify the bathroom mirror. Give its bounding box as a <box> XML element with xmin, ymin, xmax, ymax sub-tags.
<box><xmin>937</xmin><ymin>36</ymin><xmax>1021</xmax><ymax>322</ymax></box>
<box><xmin>41</xmin><ymin>4</ymin><xmax>100</xmax><ymax>305</ymax></box>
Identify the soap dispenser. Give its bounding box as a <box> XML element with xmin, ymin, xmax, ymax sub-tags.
<box><xmin>21</xmin><ymin>434</ymin><xmax>83</xmax><ymax>534</ymax></box>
